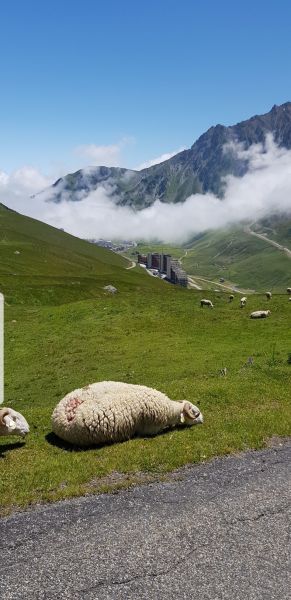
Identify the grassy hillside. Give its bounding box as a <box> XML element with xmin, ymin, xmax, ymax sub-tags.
<box><xmin>1</xmin><ymin>207</ymin><xmax>291</xmax><ymax>514</ymax></box>
<box><xmin>128</xmin><ymin>225</ymin><xmax>291</xmax><ymax>292</ymax></box>
<box><xmin>182</xmin><ymin>227</ymin><xmax>291</xmax><ymax>291</ymax></box>
<box><xmin>0</xmin><ymin>203</ymin><xmax>165</xmax><ymax>304</ymax></box>
<box><xmin>253</xmin><ymin>215</ymin><xmax>291</xmax><ymax>248</ymax></box>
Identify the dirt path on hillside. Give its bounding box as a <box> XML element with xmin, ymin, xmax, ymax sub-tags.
<box><xmin>190</xmin><ymin>275</ymin><xmax>249</xmax><ymax>294</ymax></box>
<box><xmin>179</xmin><ymin>249</ymin><xmax>188</xmax><ymax>261</ymax></box>
<box><xmin>126</xmin><ymin>261</ymin><xmax>136</xmax><ymax>269</ymax></box>
<box><xmin>187</xmin><ymin>276</ymin><xmax>202</xmax><ymax>290</ymax></box>
<box><xmin>123</xmin><ymin>256</ymin><xmax>136</xmax><ymax>269</ymax></box>
<box><xmin>245</xmin><ymin>226</ymin><xmax>291</xmax><ymax>258</ymax></box>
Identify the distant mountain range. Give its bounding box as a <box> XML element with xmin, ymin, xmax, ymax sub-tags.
<box><xmin>38</xmin><ymin>102</ymin><xmax>291</xmax><ymax>208</ymax></box>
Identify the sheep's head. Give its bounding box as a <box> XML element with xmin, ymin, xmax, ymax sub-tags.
<box><xmin>180</xmin><ymin>401</ymin><xmax>203</xmax><ymax>426</ymax></box>
<box><xmin>0</xmin><ymin>408</ymin><xmax>30</xmax><ymax>438</ymax></box>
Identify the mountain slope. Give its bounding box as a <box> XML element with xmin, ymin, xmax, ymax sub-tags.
<box><xmin>38</xmin><ymin>102</ymin><xmax>291</xmax><ymax>208</ymax></box>
<box><xmin>0</xmin><ymin>203</ymin><xmax>166</xmax><ymax>305</ymax></box>
<box><xmin>181</xmin><ymin>222</ymin><xmax>291</xmax><ymax>291</ymax></box>
<box><xmin>129</xmin><ymin>217</ymin><xmax>291</xmax><ymax>292</ymax></box>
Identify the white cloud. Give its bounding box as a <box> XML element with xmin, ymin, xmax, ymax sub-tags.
<box><xmin>74</xmin><ymin>143</ymin><xmax>122</xmax><ymax>167</ymax></box>
<box><xmin>0</xmin><ymin>166</ymin><xmax>52</xmax><ymax>210</ymax></box>
<box><xmin>74</xmin><ymin>137</ymin><xmax>134</xmax><ymax>168</ymax></box>
<box><xmin>135</xmin><ymin>148</ymin><xmax>184</xmax><ymax>171</ymax></box>
<box><xmin>1</xmin><ymin>136</ymin><xmax>291</xmax><ymax>244</ymax></box>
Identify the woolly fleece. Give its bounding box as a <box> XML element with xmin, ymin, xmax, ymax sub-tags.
<box><xmin>51</xmin><ymin>381</ymin><xmax>202</xmax><ymax>447</ymax></box>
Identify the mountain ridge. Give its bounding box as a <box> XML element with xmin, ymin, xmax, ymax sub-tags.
<box><xmin>37</xmin><ymin>102</ymin><xmax>291</xmax><ymax>208</ymax></box>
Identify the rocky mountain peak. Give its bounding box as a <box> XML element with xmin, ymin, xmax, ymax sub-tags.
<box><xmin>39</xmin><ymin>102</ymin><xmax>291</xmax><ymax>207</ymax></box>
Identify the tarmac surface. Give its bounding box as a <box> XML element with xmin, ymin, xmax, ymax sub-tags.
<box><xmin>1</xmin><ymin>439</ymin><xmax>290</xmax><ymax>599</ymax></box>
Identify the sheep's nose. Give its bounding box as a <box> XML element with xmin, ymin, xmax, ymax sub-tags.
<box><xmin>195</xmin><ymin>411</ymin><xmax>204</xmax><ymax>423</ymax></box>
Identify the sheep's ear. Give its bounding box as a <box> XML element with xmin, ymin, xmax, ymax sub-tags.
<box><xmin>0</xmin><ymin>409</ymin><xmax>10</xmax><ymax>425</ymax></box>
<box><xmin>3</xmin><ymin>414</ymin><xmax>16</xmax><ymax>431</ymax></box>
<box><xmin>183</xmin><ymin>401</ymin><xmax>196</xmax><ymax>420</ymax></box>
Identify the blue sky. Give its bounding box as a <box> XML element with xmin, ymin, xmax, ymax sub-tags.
<box><xmin>1</xmin><ymin>0</ymin><xmax>291</xmax><ymax>176</ymax></box>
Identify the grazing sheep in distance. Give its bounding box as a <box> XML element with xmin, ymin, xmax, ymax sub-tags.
<box><xmin>0</xmin><ymin>408</ymin><xmax>30</xmax><ymax>437</ymax></box>
<box><xmin>287</xmin><ymin>288</ymin><xmax>291</xmax><ymax>294</ymax></box>
<box><xmin>250</xmin><ymin>310</ymin><xmax>271</xmax><ymax>319</ymax></box>
<box><xmin>266</xmin><ymin>292</ymin><xmax>272</xmax><ymax>300</ymax></box>
<box><xmin>229</xmin><ymin>295</ymin><xmax>234</xmax><ymax>302</ymax></box>
<box><xmin>200</xmin><ymin>299</ymin><xmax>214</xmax><ymax>308</ymax></box>
<box><xmin>51</xmin><ymin>381</ymin><xmax>204</xmax><ymax>447</ymax></box>
<box><xmin>240</xmin><ymin>296</ymin><xmax>247</xmax><ymax>308</ymax></box>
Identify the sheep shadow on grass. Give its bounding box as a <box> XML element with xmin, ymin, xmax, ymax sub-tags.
<box><xmin>46</xmin><ymin>431</ymin><xmax>121</xmax><ymax>452</ymax></box>
<box><xmin>0</xmin><ymin>441</ymin><xmax>26</xmax><ymax>458</ymax></box>
<box><xmin>46</xmin><ymin>426</ymin><xmax>182</xmax><ymax>452</ymax></box>
<box><xmin>46</xmin><ymin>432</ymin><xmax>86</xmax><ymax>452</ymax></box>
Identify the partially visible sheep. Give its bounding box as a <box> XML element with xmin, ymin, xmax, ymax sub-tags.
<box><xmin>200</xmin><ymin>299</ymin><xmax>214</xmax><ymax>308</ymax></box>
<box><xmin>287</xmin><ymin>288</ymin><xmax>291</xmax><ymax>294</ymax></box>
<box><xmin>229</xmin><ymin>295</ymin><xmax>234</xmax><ymax>302</ymax></box>
<box><xmin>103</xmin><ymin>285</ymin><xmax>117</xmax><ymax>294</ymax></box>
<box><xmin>250</xmin><ymin>310</ymin><xmax>271</xmax><ymax>319</ymax></box>
<box><xmin>240</xmin><ymin>296</ymin><xmax>247</xmax><ymax>308</ymax></box>
<box><xmin>266</xmin><ymin>292</ymin><xmax>272</xmax><ymax>300</ymax></box>
<box><xmin>0</xmin><ymin>408</ymin><xmax>30</xmax><ymax>437</ymax></box>
<box><xmin>51</xmin><ymin>381</ymin><xmax>203</xmax><ymax>447</ymax></box>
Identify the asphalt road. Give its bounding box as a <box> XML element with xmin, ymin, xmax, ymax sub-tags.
<box><xmin>1</xmin><ymin>440</ymin><xmax>290</xmax><ymax>600</ymax></box>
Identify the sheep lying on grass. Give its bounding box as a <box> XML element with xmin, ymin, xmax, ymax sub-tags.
<box><xmin>51</xmin><ymin>381</ymin><xmax>203</xmax><ymax>447</ymax></box>
<box><xmin>250</xmin><ymin>310</ymin><xmax>271</xmax><ymax>319</ymax></box>
<box><xmin>200</xmin><ymin>299</ymin><xmax>214</xmax><ymax>308</ymax></box>
<box><xmin>0</xmin><ymin>408</ymin><xmax>30</xmax><ymax>438</ymax></box>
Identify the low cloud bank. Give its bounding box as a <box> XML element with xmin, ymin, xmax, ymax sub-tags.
<box><xmin>1</xmin><ymin>135</ymin><xmax>291</xmax><ymax>243</ymax></box>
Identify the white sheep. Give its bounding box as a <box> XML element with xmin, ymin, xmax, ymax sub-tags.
<box><xmin>0</xmin><ymin>407</ymin><xmax>30</xmax><ymax>438</ymax></box>
<box><xmin>200</xmin><ymin>299</ymin><xmax>214</xmax><ymax>308</ymax></box>
<box><xmin>287</xmin><ymin>288</ymin><xmax>291</xmax><ymax>294</ymax></box>
<box><xmin>51</xmin><ymin>381</ymin><xmax>204</xmax><ymax>447</ymax></box>
<box><xmin>250</xmin><ymin>310</ymin><xmax>271</xmax><ymax>319</ymax></box>
<box><xmin>240</xmin><ymin>296</ymin><xmax>247</xmax><ymax>308</ymax></box>
<box><xmin>265</xmin><ymin>292</ymin><xmax>272</xmax><ymax>300</ymax></box>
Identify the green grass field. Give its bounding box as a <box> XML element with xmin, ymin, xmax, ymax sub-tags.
<box><xmin>1</xmin><ymin>205</ymin><xmax>291</xmax><ymax>515</ymax></box>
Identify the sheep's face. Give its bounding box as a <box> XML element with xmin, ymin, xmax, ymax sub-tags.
<box><xmin>0</xmin><ymin>408</ymin><xmax>30</xmax><ymax>437</ymax></box>
<box><xmin>181</xmin><ymin>401</ymin><xmax>203</xmax><ymax>426</ymax></box>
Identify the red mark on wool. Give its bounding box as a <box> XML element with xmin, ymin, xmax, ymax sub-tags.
<box><xmin>65</xmin><ymin>396</ymin><xmax>84</xmax><ymax>422</ymax></box>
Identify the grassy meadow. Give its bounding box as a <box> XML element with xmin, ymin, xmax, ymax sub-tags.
<box><xmin>1</xmin><ymin>204</ymin><xmax>291</xmax><ymax>514</ymax></box>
